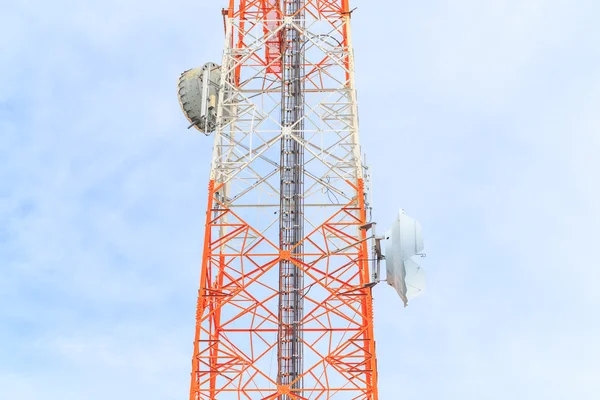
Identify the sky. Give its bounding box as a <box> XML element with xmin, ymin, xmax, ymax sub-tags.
<box><xmin>1</xmin><ymin>0</ymin><xmax>599</xmax><ymax>399</ymax></box>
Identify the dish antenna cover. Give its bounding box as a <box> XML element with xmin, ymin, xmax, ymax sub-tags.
<box><xmin>385</xmin><ymin>209</ymin><xmax>425</xmax><ymax>306</ymax></box>
<box><xmin>177</xmin><ymin>62</ymin><xmax>222</xmax><ymax>134</ymax></box>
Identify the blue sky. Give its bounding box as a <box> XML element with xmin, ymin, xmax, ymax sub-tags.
<box><xmin>1</xmin><ymin>0</ymin><xmax>599</xmax><ymax>399</ymax></box>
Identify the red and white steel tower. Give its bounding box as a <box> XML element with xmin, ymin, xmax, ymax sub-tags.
<box><xmin>177</xmin><ymin>1</ymin><xmax>425</xmax><ymax>399</ymax></box>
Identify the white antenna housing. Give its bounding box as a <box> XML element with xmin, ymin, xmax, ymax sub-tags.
<box><xmin>384</xmin><ymin>209</ymin><xmax>426</xmax><ymax>307</ymax></box>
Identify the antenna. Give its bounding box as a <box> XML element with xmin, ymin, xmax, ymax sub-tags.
<box><xmin>177</xmin><ymin>2</ymin><xmax>426</xmax><ymax>398</ymax></box>
<box><xmin>177</xmin><ymin>62</ymin><xmax>222</xmax><ymax>134</ymax></box>
<box><xmin>379</xmin><ymin>209</ymin><xmax>426</xmax><ymax>307</ymax></box>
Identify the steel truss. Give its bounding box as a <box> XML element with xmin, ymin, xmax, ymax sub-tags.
<box><xmin>190</xmin><ymin>1</ymin><xmax>379</xmax><ymax>399</ymax></box>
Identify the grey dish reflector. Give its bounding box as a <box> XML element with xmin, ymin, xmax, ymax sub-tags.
<box><xmin>385</xmin><ymin>209</ymin><xmax>426</xmax><ymax>307</ymax></box>
<box><xmin>177</xmin><ymin>62</ymin><xmax>221</xmax><ymax>134</ymax></box>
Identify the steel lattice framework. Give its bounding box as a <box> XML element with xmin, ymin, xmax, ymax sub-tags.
<box><xmin>189</xmin><ymin>1</ymin><xmax>379</xmax><ymax>399</ymax></box>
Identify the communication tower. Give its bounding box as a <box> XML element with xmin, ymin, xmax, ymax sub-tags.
<box><xmin>177</xmin><ymin>1</ymin><xmax>426</xmax><ymax>399</ymax></box>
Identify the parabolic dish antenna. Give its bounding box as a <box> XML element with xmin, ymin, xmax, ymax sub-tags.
<box><xmin>384</xmin><ymin>209</ymin><xmax>426</xmax><ymax>307</ymax></box>
<box><xmin>177</xmin><ymin>62</ymin><xmax>222</xmax><ymax>134</ymax></box>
